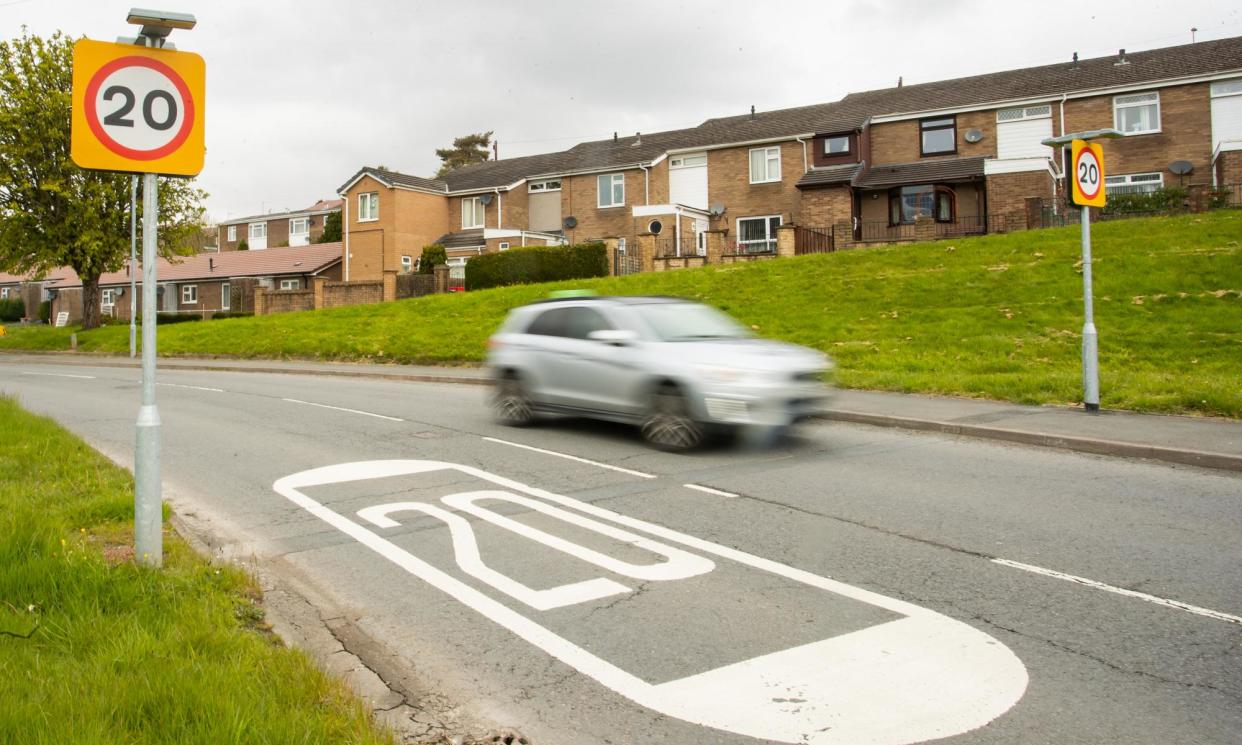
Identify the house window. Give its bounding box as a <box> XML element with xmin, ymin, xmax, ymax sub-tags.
<box><xmin>996</xmin><ymin>104</ymin><xmax>1052</xmax><ymax>123</ymax></box>
<box><xmin>279</xmin><ymin>278</ymin><xmax>300</xmax><ymax>290</ymax></box>
<box><xmin>1212</xmin><ymin>79</ymin><xmax>1242</xmax><ymax>97</ymax></box>
<box><xmin>101</xmin><ymin>288</ymin><xmax>117</xmax><ymax>309</ymax></box>
<box><xmin>528</xmin><ymin>179</ymin><xmax>562</xmax><ymax>192</ymax></box>
<box><xmin>447</xmin><ymin>257</ymin><xmax>467</xmax><ymax>288</ymax></box>
<box><xmin>227</xmin><ymin>225</ymin><xmax>236</xmax><ymax>241</ymax></box>
<box><xmin>1114</xmin><ymin>92</ymin><xmax>1160</xmax><ymax>135</ymax></box>
<box><xmin>248</xmin><ymin>222</ymin><xmax>266</xmax><ymax>240</ymax></box>
<box><xmin>358</xmin><ymin>192</ymin><xmax>379</xmax><ymax>221</ymax></box>
<box><xmin>889</xmin><ymin>185</ymin><xmax>955</xmax><ymax>224</ymax></box>
<box><xmin>670</xmin><ymin>154</ymin><xmax>708</xmax><ymax>168</ymax></box>
<box><xmin>181</xmin><ymin>285</ymin><xmax>198</xmax><ymax>304</ymax></box>
<box><xmin>221</xmin><ymin>283</ymin><xmax>231</xmax><ymax>310</ymax></box>
<box><xmin>1104</xmin><ymin>172</ymin><xmax>1164</xmax><ymax>195</ymax></box>
<box><xmin>462</xmin><ymin>196</ymin><xmax>485</xmax><ymax>228</ymax></box>
<box><xmin>498</xmin><ymin>242</ymin><xmax>510</xmax><ymax>251</ymax></box>
<box><xmin>920</xmin><ymin>117</ymin><xmax>956</xmax><ymax>155</ymax></box>
<box><xmin>289</xmin><ymin>217</ymin><xmax>310</xmax><ymax>237</ymax></box>
<box><xmin>0</xmin><ymin>288</ymin><xmax>8</xmax><ymax>299</ymax></box>
<box><xmin>401</xmin><ymin>255</ymin><xmax>413</xmax><ymax>273</ymax></box>
<box><xmin>824</xmin><ymin>135</ymin><xmax>850</xmax><ymax>155</ymax></box>
<box><xmin>597</xmin><ymin>173</ymin><xmax>625</xmax><ymax>207</ymax></box>
<box><xmin>736</xmin><ymin>215</ymin><xmax>781</xmax><ymax>253</ymax></box>
<box><xmin>618</xmin><ymin>237</ymin><xmax>627</xmax><ymax>253</ymax></box>
<box><xmin>749</xmin><ymin>146</ymin><xmax>781</xmax><ymax>183</ymax></box>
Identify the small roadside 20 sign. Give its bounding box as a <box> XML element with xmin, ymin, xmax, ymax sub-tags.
<box><xmin>1070</xmin><ymin>139</ymin><xmax>1106</xmax><ymax>208</ymax></box>
<box><xmin>71</xmin><ymin>39</ymin><xmax>205</xmax><ymax>177</ymax></box>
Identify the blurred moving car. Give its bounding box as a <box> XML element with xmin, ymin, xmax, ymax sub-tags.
<box><xmin>485</xmin><ymin>295</ymin><xmax>833</xmax><ymax>451</ymax></box>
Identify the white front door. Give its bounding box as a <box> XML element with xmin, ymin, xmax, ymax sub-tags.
<box><xmin>694</xmin><ymin>218</ymin><xmax>709</xmax><ymax>256</ymax></box>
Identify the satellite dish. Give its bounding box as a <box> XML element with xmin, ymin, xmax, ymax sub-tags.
<box><xmin>1168</xmin><ymin>160</ymin><xmax>1193</xmax><ymax>175</ymax></box>
<box><xmin>648</xmin><ymin>219</ymin><xmax>663</xmax><ymax>235</ymax></box>
<box><xmin>964</xmin><ymin>128</ymin><xmax>984</xmax><ymax>143</ymax></box>
<box><xmin>479</xmin><ymin>193</ymin><xmax>494</xmax><ymax>206</ymax></box>
<box><xmin>563</xmin><ymin>216</ymin><xmax>578</xmax><ymax>229</ymax></box>
<box><xmin>708</xmin><ymin>202</ymin><xmax>726</xmax><ymax>218</ymax></box>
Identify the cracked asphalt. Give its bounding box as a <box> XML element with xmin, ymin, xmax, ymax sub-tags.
<box><xmin>2</xmin><ymin>360</ymin><xmax>1240</xmax><ymax>744</ymax></box>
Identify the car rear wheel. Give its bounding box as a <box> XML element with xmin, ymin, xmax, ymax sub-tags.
<box><xmin>641</xmin><ymin>386</ymin><xmax>703</xmax><ymax>452</ymax></box>
<box><xmin>493</xmin><ymin>375</ymin><xmax>535</xmax><ymax>426</ymax></box>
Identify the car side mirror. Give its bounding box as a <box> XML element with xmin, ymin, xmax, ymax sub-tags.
<box><xmin>588</xmin><ymin>329</ymin><xmax>637</xmax><ymax>345</ymax></box>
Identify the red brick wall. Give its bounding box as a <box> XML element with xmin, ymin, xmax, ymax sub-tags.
<box><xmin>869</xmin><ymin>110</ymin><xmax>996</xmax><ymax>165</ymax></box>
<box><xmin>987</xmin><ymin>171</ymin><xmax>1054</xmax><ymax>230</ymax></box>
<box><xmin>1215</xmin><ymin>150</ymin><xmax>1242</xmax><ymax>186</ymax></box>
<box><xmin>799</xmin><ymin>186</ymin><xmax>853</xmax><ymax>228</ymax></box>
<box><xmin>562</xmin><ymin>169</ymin><xmax>645</xmax><ymax>243</ymax></box>
<box><xmin>707</xmin><ymin>141</ymin><xmax>804</xmax><ymax>234</ymax></box>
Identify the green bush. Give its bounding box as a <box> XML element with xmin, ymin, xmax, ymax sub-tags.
<box><xmin>237</xmin><ymin>240</ymin><xmax>249</xmax><ymax>251</ymax></box>
<box><xmin>1209</xmin><ymin>187</ymin><xmax>1235</xmax><ymax>209</ymax></box>
<box><xmin>210</xmin><ymin>311</ymin><xmax>253</xmax><ymax>320</ymax></box>
<box><xmin>0</xmin><ymin>297</ymin><xmax>23</xmax><ymax>322</ymax></box>
<box><xmin>38</xmin><ymin>300</ymin><xmax>50</xmax><ymax>323</ymax></box>
<box><xmin>132</xmin><ymin>313</ymin><xmax>203</xmax><ymax>325</ymax></box>
<box><xmin>465</xmin><ymin>242</ymin><xmax>608</xmax><ymax>290</ymax></box>
<box><xmin>1102</xmin><ymin>186</ymin><xmax>1190</xmax><ymax>215</ymax></box>
<box><xmin>419</xmin><ymin>244</ymin><xmax>447</xmax><ymax>274</ymax></box>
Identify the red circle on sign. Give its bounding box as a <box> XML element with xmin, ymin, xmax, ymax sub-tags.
<box><xmin>1076</xmin><ymin>148</ymin><xmax>1101</xmax><ymax>200</ymax></box>
<box><xmin>83</xmin><ymin>55</ymin><xmax>195</xmax><ymax>161</ymax></box>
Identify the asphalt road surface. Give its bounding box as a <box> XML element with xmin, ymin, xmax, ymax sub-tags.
<box><xmin>3</xmin><ymin>360</ymin><xmax>1240</xmax><ymax>744</ymax></box>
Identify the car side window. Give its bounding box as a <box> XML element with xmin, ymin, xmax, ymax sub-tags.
<box><xmin>564</xmin><ymin>307</ymin><xmax>614</xmax><ymax>340</ymax></box>
<box><xmin>525</xmin><ymin>307</ymin><xmax>570</xmax><ymax>336</ymax></box>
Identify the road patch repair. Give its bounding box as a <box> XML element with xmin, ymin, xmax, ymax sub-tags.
<box><xmin>274</xmin><ymin>459</ymin><xmax>1030</xmax><ymax>744</ymax></box>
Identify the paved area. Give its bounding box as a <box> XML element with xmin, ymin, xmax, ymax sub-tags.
<box><xmin>5</xmin><ymin>351</ymin><xmax>1239</xmax><ymax>471</ymax></box>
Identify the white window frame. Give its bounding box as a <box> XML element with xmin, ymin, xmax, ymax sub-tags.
<box><xmin>462</xmin><ymin>196</ymin><xmax>485</xmax><ymax>229</ymax></box>
<box><xmin>289</xmin><ymin>217</ymin><xmax>310</xmax><ymax>237</ymax></box>
<box><xmin>358</xmin><ymin>192</ymin><xmax>379</xmax><ymax>222</ymax></box>
<box><xmin>1113</xmin><ymin>92</ymin><xmax>1161</xmax><ymax>135</ymax></box>
<box><xmin>227</xmin><ymin>225</ymin><xmax>237</xmax><ymax>241</ymax></box>
<box><xmin>1104</xmin><ymin>172</ymin><xmax>1164</xmax><ymax>195</ymax></box>
<box><xmin>528</xmin><ymin>179</ymin><xmax>562</xmax><ymax>192</ymax></box>
<box><xmin>181</xmin><ymin>284</ymin><xmax>198</xmax><ymax>305</ymax></box>
<box><xmin>221</xmin><ymin>283</ymin><xmax>231</xmax><ymax>310</ymax></box>
<box><xmin>279</xmin><ymin>278</ymin><xmax>300</xmax><ymax>291</ymax></box>
<box><xmin>400</xmin><ymin>255</ymin><xmax>413</xmax><ymax>273</ymax></box>
<box><xmin>823</xmin><ymin>136</ymin><xmax>850</xmax><ymax>155</ymax></box>
<box><xmin>597</xmin><ymin>173</ymin><xmax>625</xmax><ymax>208</ymax></box>
<box><xmin>749</xmin><ymin>146</ymin><xmax>781</xmax><ymax>184</ymax></box>
<box><xmin>670</xmin><ymin>154</ymin><xmax>708</xmax><ymax>169</ymax></box>
<box><xmin>1211</xmin><ymin>78</ymin><xmax>1242</xmax><ymax>98</ymax></box>
<box><xmin>100</xmin><ymin>288</ymin><xmax>116</xmax><ymax>309</ymax></box>
<box><xmin>736</xmin><ymin>215</ymin><xmax>782</xmax><ymax>253</ymax></box>
<box><xmin>0</xmin><ymin>287</ymin><xmax>9</xmax><ymax>299</ymax></box>
<box><xmin>996</xmin><ymin>105</ymin><xmax>1052</xmax><ymax>123</ymax></box>
<box><xmin>498</xmin><ymin>242</ymin><xmax>510</xmax><ymax>251</ymax></box>
<box><xmin>248</xmin><ymin>222</ymin><xmax>266</xmax><ymax>240</ymax></box>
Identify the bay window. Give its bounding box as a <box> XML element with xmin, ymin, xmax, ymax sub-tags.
<box><xmin>889</xmin><ymin>185</ymin><xmax>955</xmax><ymax>224</ymax></box>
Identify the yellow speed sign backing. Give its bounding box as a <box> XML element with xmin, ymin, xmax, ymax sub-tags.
<box><xmin>71</xmin><ymin>39</ymin><xmax>205</xmax><ymax>176</ymax></box>
<box><xmin>1070</xmin><ymin>139</ymin><xmax>1106</xmax><ymax>208</ymax></box>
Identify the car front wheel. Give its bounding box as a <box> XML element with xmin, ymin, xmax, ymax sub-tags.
<box><xmin>493</xmin><ymin>375</ymin><xmax>535</xmax><ymax>426</ymax></box>
<box><xmin>641</xmin><ymin>386</ymin><xmax>703</xmax><ymax>452</ymax></box>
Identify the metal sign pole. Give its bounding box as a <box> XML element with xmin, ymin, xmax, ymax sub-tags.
<box><xmin>135</xmin><ymin>170</ymin><xmax>162</xmax><ymax>567</ymax></box>
<box><xmin>1080</xmin><ymin>206</ymin><xmax>1100</xmax><ymax>412</ymax></box>
<box><xmin>130</xmin><ymin>174</ymin><xmax>137</xmax><ymax>358</ymax></box>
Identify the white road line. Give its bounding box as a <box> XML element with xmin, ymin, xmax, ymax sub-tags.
<box><xmin>157</xmin><ymin>382</ymin><xmax>225</xmax><ymax>393</ymax></box>
<box><xmin>993</xmin><ymin>558</ymin><xmax>1242</xmax><ymax>626</ymax></box>
<box><xmin>482</xmin><ymin>436</ymin><xmax>656</xmax><ymax>479</ymax></box>
<box><xmin>684</xmin><ymin>483</ymin><xmax>739</xmax><ymax>498</ymax></box>
<box><xmin>282</xmin><ymin>398</ymin><xmax>404</xmax><ymax>422</ymax></box>
<box><xmin>20</xmin><ymin>371</ymin><xmax>95</xmax><ymax>379</ymax></box>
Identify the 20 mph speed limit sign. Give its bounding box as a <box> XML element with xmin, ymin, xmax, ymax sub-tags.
<box><xmin>1070</xmin><ymin>139</ymin><xmax>1106</xmax><ymax>208</ymax></box>
<box><xmin>71</xmin><ymin>39</ymin><xmax>205</xmax><ymax>176</ymax></box>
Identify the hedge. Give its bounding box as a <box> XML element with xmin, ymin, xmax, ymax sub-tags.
<box><xmin>465</xmin><ymin>242</ymin><xmax>608</xmax><ymax>291</ymax></box>
<box><xmin>0</xmin><ymin>298</ymin><xmax>24</xmax><ymax>322</ymax></box>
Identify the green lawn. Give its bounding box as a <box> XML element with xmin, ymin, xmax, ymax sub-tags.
<box><xmin>3</xmin><ymin>212</ymin><xmax>1240</xmax><ymax>416</ymax></box>
<box><xmin>0</xmin><ymin>396</ymin><xmax>393</xmax><ymax>745</ymax></box>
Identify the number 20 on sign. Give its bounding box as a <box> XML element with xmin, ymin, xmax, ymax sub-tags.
<box><xmin>71</xmin><ymin>39</ymin><xmax>205</xmax><ymax>176</ymax></box>
<box><xmin>1071</xmin><ymin>139</ymin><xmax>1106</xmax><ymax>208</ymax></box>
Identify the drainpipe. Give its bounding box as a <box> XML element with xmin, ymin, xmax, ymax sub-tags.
<box><xmin>494</xmin><ymin>188</ymin><xmax>503</xmax><ymax>228</ymax></box>
<box><xmin>795</xmin><ymin>135</ymin><xmax>809</xmax><ymax>174</ymax></box>
<box><xmin>639</xmin><ymin>164</ymin><xmax>650</xmax><ymax>205</ymax></box>
<box><xmin>675</xmin><ymin>205</ymin><xmax>682</xmax><ymax>257</ymax></box>
<box><xmin>343</xmin><ymin>194</ymin><xmax>350</xmax><ymax>281</ymax></box>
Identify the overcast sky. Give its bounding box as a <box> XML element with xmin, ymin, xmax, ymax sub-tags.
<box><xmin>6</xmin><ymin>0</ymin><xmax>1241</xmax><ymax>222</ymax></box>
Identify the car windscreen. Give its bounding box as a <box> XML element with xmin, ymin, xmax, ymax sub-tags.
<box><xmin>631</xmin><ymin>303</ymin><xmax>752</xmax><ymax>342</ymax></box>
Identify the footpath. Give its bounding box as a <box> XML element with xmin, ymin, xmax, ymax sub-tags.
<box><xmin>4</xmin><ymin>351</ymin><xmax>1240</xmax><ymax>473</ymax></box>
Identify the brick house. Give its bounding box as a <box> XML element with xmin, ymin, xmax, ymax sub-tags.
<box><xmin>0</xmin><ymin>267</ymin><xmax>81</xmax><ymax>322</ymax></box>
<box><xmin>47</xmin><ymin>243</ymin><xmax>342</xmax><ymax>324</ymax></box>
<box><xmin>332</xmin><ymin>36</ymin><xmax>1241</xmax><ymax>280</ymax></box>
<box><xmin>217</xmin><ymin>198</ymin><xmax>341</xmax><ymax>252</ymax></box>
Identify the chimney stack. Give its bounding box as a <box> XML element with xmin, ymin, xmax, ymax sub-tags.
<box><xmin>1071</xmin><ymin>51</ymin><xmax>1079</xmax><ymax>68</ymax></box>
<box><xmin>750</xmin><ymin>104</ymin><xmax>756</xmax><ymax>120</ymax></box>
<box><xmin>493</xmin><ymin>141</ymin><xmax>499</xmax><ymax>160</ymax></box>
<box><xmin>897</xmin><ymin>76</ymin><xmax>903</xmax><ymax>88</ymax></box>
<box><xmin>613</xmin><ymin>131</ymin><xmax>618</xmax><ymax>143</ymax></box>
<box><xmin>1115</xmin><ymin>48</ymin><xmax>1128</xmax><ymax>66</ymax></box>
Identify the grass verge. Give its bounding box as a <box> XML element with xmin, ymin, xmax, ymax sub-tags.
<box><xmin>2</xmin><ymin>211</ymin><xmax>1239</xmax><ymax>416</ymax></box>
<box><xmin>0</xmin><ymin>396</ymin><xmax>393</xmax><ymax>745</ymax></box>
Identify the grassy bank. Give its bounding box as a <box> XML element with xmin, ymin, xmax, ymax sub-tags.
<box><xmin>2</xmin><ymin>212</ymin><xmax>1239</xmax><ymax>416</ymax></box>
<box><xmin>0</xmin><ymin>396</ymin><xmax>392</xmax><ymax>744</ymax></box>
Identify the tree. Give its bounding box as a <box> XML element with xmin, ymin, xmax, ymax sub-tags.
<box><xmin>418</xmin><ymin>244</ymin><xmax>446</xmax><ymax>274</ymax></box>
<box><xmin>434</xmin><ymin>132</ymin><xmax>493</xmax><ymax>177</ymax></box>
<box><xmin>0</xmin><ymin>30</ymin><xmax>206</xmax><ymax>330</ymax></box>
<box><xmin>314</xmin><ymin>210</ymin><xmax>342</xmax><ymax>243</ymax></box>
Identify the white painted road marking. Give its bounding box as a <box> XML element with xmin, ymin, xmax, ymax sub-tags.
<box><xmin>20</xmin><ymin>371</ymin><xmax>96</xmax><ymax>380</ymax></box>
<box><xmin>993</xmin><ymin>558</ymin><xmax>1242</xmax><ymax>626</ymax></box>
<box><xmin>683</xmin><ymin>483</ymin><xmax>738</xmax><ymax>498</ymax></box>
<box><xmin>156</xmin><ymin>382</ymin><xmax>225</xmax><ymax>393</ymax></box>
<box><xmin>482</xmin><ymin>436</ymin><xmax>656</xmax><ymax>479</ymax></box>
<box><xmin>275</xmin><ymin>460</ymin><xmax>1027</xmax><ymax>745</ymax></box>
<box><xmin>281</xmin><ymin>397</ymin><xmax>403</xmax><ymax>422</ymax></box>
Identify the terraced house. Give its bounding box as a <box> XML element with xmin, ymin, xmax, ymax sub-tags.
<box><xmin>335</xmin><ymin>35</ymin><xmax>1242</xmax><ymax>281</ymax></box>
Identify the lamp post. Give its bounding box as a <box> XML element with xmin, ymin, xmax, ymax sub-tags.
<box><xmin>124</xmin><ymin>7</ymin><xmax>197</xmax><ymax>567</ymax></box>
<box><xmin>1042</xmin><ymin>128</ymin><xmax>1122</xmax><ymax>413</ymax></box>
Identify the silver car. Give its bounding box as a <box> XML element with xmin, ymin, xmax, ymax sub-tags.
<box><xmin>485</xmin><ymin>296</ymin><xmax>833</xmax><ymax>450</ymax></box>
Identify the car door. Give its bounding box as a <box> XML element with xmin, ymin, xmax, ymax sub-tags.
<box><xmin>516</xmin><ymin>306</ymin><xmax>576</xmax><ymax>406</ymax></box>
<box><xmin>553</xmin><ymin>306</ymin><xmax>643</xmax><ymax>416</ymax></box>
